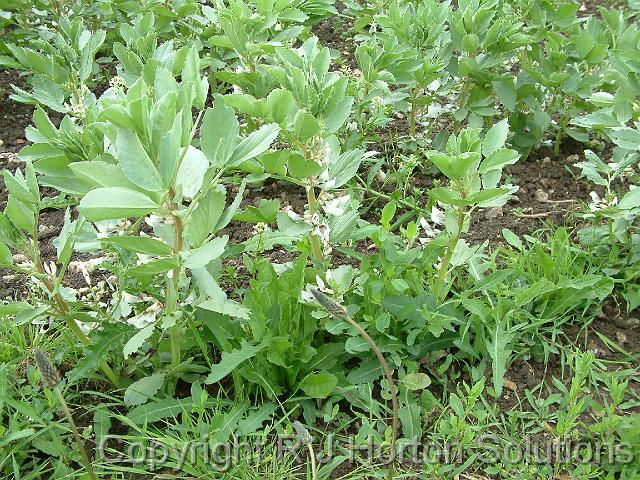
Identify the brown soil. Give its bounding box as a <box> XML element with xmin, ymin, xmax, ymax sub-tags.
<box><xmin>466</xmin><ymin>140</ymin><xmax>593</xmax><ymax>246</ymax></box>
<box><xmin>494</xmin><ymin>307</ymin><xmax>640</xmax><ymax>413</ymax></box>
<box><xmin>312</xmin><ymin>13</ymin><xmax>357</xmax><ymax>69</ymax></box>
<box><xmin>0</xmin><ymin>69</ymin><xmax>34</xmax><ymax>153</ymax></box>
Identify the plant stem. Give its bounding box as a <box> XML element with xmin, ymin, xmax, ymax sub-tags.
<box><xmin>305</xmin><ymin>184</ymin><xmax>324</xmax><ymax>262</ymax></box>
<box><xmin>343</xmin><ymin>312</ymin><xmax>398</xmax><ymax>479</ymax></box>
<box><xmin>355</xmin><ymin>175</ymin><xmax>424</xmax><ymax>213</ymax></box>
<box><xmin>454</xmin><ymin>80</ymin><xmax>471</xmax><ymax>135</ymax></box>
<box><xmin>608</xmin><ymin>218</ymin><xmax>616</xmax><ymax>247</ymax></box>
<box><xmin>168</xmin><ymin>188</ymin><xmax>184</xmax><ymax>369</ymax></box>
<box><xmin>554</xmin><ymin>114</ymin><xmax>569</xmax><ymax>154</ymax></box>
<box><xmin>409</xmin><ymin>86</ymin><xmax>419</xmax><ymax>137</ymax></box>
<box><xmin>54</xmin><ymin>388</ymin><xmax>98</xmax><ymax>480</ymax></box>
<box><xmin>434</xmin><ymin>206</ymin><xmax>466</xmax><ymax>302</ymax></box>
<box><xmin>306</xmin><ymin>443</ymin><xmax>317</xmax><ymax>480</ymax></box>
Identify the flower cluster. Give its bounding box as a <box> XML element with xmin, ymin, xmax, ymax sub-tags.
<box><xmin>109</xmin><ymin>75</ymin><xmax>127</xmax><ymax>92</ymax></box>
<box><xmin>417</xmin><ymin>205</ymin><xmax>445</xmax><ymax>244</ymax></box>
<box><xmin>589</xmin><ymin>191</ymin><xmax>618</xmax><ymax>213</ymax></box>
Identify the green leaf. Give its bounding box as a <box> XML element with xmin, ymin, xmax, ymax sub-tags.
<box><xmin>116</xmin><ymin>129</ymin><xmax>164</xmax><ymax>191</ymax></box>
<box><xmin>611</xmin><ymin>128</ymin><xmax>640</xmax><ymax>150</ymax></box>
<box><xmin>399</xmin><ymin>403</ymin><xmax>421</xmax><ymax>441</ymax></box>
<box><xmin>201</xmin><ymin>97</ymin><xmax>239</xmax><ymax>167</ymax></box>
<box><xmin>187</xmin><ymin>186</ymin><xmax>226</xmax><ymax>247</ymax></box>
<box><xmin>428</xmin><ymin>152</ymin><xmax>480</xmax><ymax>180</ymax></box>
<box><xmin>479</xmin><ymin>149</ymin><xmax>520</xmax><ymax>173</ymax></box>
<box><xmin>486</xmin><ymin>322</ymin><xmax>514</xmax><ymax>397</ymax></box>
<box><xmin>199</xmin><ymin>297</ymin><xmax>251</xmax><ymax>320</ymax></box>
<box><xmin>323</xmin><ymin>97</ymin><xmax>354</xmax><ymax>133</ymax></box>
<box><xmin>619</xmin><ymin>187</ymin><xmax>640</xmax><ymax>210</ymax></box>
<box><xmin>233</xmin><ymin>199</ymin><xmax>280</xmax><ymax>223</ymax></box>
<box><xmin>493</xmin><ymin>78</ymin><xmax>516</xmax><ymax>111</ymax></box>
<box><xmin>381</xmin><ymin>200</ymin><xmax>396</xmax><ymax>230</ymax></box>
<box><xmin>482</xmin><ymin>119</ymin><xmax>510</xmax><ymax>157</ymax></box>
<box><xmin>299</xmin><ymin>372</ymin><xmax>338</xmax><ymax>398</ymax></box>
<box><xmin>329</xmin><ymin>149</ymin><xmax>365</xmax><ymax>188</ymax></box>
<box><xmin>69</xmin><ymin>160</ymin><xmax>140</xmax><ymax>190</ymax></box>
<box><xmin>102</xmin><ymin>236</ymin><xmax>172</xmax><ymax>255</ymax></box>
<box><xmin>127</xmin><ymin>397</ymin><xmax>193</xmax><ymax>424</ymax></box>
<box><xmin>3</xmin><ymin>170</ymin><xmax>37</xmax><ymax>204</ymax></box>
<box><xmin>127</xmin><ymin>257</ymin><xmax>179</xmax><ymax>276</ymax></box>
<box><xmin>159</xmin><ymin>115</ymin><xmax>183</xmax><ymax>184</ymax></box>
<box><xmin>401</xmin><ymin>373</ymin><xmax>432</xmax><ymax>391</ymax></box>
<box><xmin>182</xmin><ymin>235</ymin><xmax>229</xmax><ymax>269</ymax></box>
<box><xmin>123</xmin><ymin>324</ymin><xmax>155</xmax><ymax>358</ymax></box>
<box><xmin>205</xmin><ymin>341</ymin><xmax>266</xmax><ymax>384</ymax></box>
<box><xmin>6</xmin><ymin>195</ymin><xmax>35</xmax><ymax>232</ymax></box>
<box><xmin>287</xmin><ymin>153</ymin><xmax>322</xmax><ymax>178</ymax></box>
<box><xmin>501</xmin><ymin>228</ymin><xmax>524</xmax><ymax>251</ymax></box>
<box><xmin>124</xmin><ymin>374</ymin><xmax>165</xmax><ymax>406</ymax></box>
<box><xmin>78</xmin><ymin>187</ymin><xmax>158</xmax><ymax>221</ymax></box>
<box><xmin>0</xmin><ymin>301</ymin><xmax>32</xmax><ymax>317</ymax></box>
<box><xmin>237</xmin><ymin>404</ymin><xmax>277</xmax><ymax>436</ymax></box>
<box><xmin>176</xmin><ymin>146</ymin><xmax>208</xmax><ymax>198</ymax></box>
<box><xmin>228</xmin><ymin>123</ymin><xmax>279</xmax><ymax>167</ymax></box>
<box><xmin>0</xmin><ymin>243</ymin><xmax>12</xmax><ymax>267</ymax></box>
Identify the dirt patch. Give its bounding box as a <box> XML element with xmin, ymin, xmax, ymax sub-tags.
<box><xmin>465</xmin><ymin>140</ymin><xmax>594</xmax><ymax>246</ymax></box>
<box><xmin>494</xmin><ymin>305</ymin><xmax>640</xmax><ymax>412</ymax></box>
<box><xmin>312</xmin><ymin>14</ymin><xmax>357</xmax><ymax>69</ymax></box>
<box><xmin>0</xmin><ymin>70</ymin><xmax>34</xmax><ymax>153</ymax></box>
<box><xmin>579</xmin><ymin>0</ymin><xmax>626</xmax><ymax>18</ymax></box>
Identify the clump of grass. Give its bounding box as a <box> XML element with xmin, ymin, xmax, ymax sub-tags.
<box><xmin>34</xmin><ymin>349</ymin><xmax>98</xmax><ymax>480</ymax></box>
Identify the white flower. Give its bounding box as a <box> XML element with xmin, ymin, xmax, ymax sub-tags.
<box><xmin>128</xmin><ymin>302</ymin><xmax>162</xmax><ymax>329</ymax></box>
<box><xmin>589</xmin><ymin>191</ymin><xmax>618</xmax><ymax>212</ymax></box>
<box><xmin>431</xmin><ymin>206</ymin><xmax>445</xmax><ymax>225</ymax></box>
<box><xmin>285</xmin><ymin>206</ymin><xmax>304</xmax><ymax>222</ymax></box>
<box><xmin>320</xmin><ymin>192</ymin><xmax>350</xmax><ymax>216</ymax></box>
<box><xmin>109</xmin><ymin>76</ymin><xmax>127</xmax><ymax>92</ymax></box>
<box><xmin>145</xmin><ymin>214</ymin><xmax>173</xmax><ymax>228</ymax></box>
<box><xmin>253</xmin><ymin>222</ymin><xmax>271</xmax><ymax>235</ymax></box>
<box><xmin>43</xmin><ymin>261</ymin><xmax>57</xmax><ymax>277</ymax></box>
<box><xmin>300</xmin><ymin>273</ymin><xmax>334</xmax><ymax>303</ymax></box>
<box><xmin>418</xmin><ymin>217</ymin><xmax>441</xmax><ymax>243</ymax></box>
<box><xmin>76</xmin><ymin>319</ymin><xmax>97</xmax><ymax>335</ymax></box>
<box><xmin>96</xmin><ymin>219</ymin><xmax>131</xmax><ymax>238</ymax></box>
<box><xmin>427</xmin><ymin>79</ymin><xmax>441</xmax><ymax>92</ymax></box>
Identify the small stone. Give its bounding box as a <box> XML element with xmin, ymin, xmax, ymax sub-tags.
<box><xmin>542</xmin><ymin>156</ymin><xmax>551</xmax><ymax>163</ymax></box>
<box><xmin>510</xmin><ymin>195</ymin><xmax>521</xmax><ymax>203</ymax></box>
<box><xmin>615</xmin><ymin>332</ymin><xmax>628</xmax><ymax>344</ymax></box>
<box><xmin>614</xmin><ymin>316</ymin><xmax>640</xmax><ymax>329</ymax></box>
<box><xmin>15</xmin><ymin>138</ymin><xmax>25</xmax><ymax>145</ymax></box>
<box><xmin>535</xmin><ymin>189</ymin><xmax>549</xmax><ymax>202</ymax></box>
<box><xmin>504</xmin><ymin>379</ymin><xmax>517</xmax><ymax>392</ymax></box>
<box><xmin>485</xmin><ymin>206</ymin><xmax>503</xmax><ymax>219</ymax></box>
